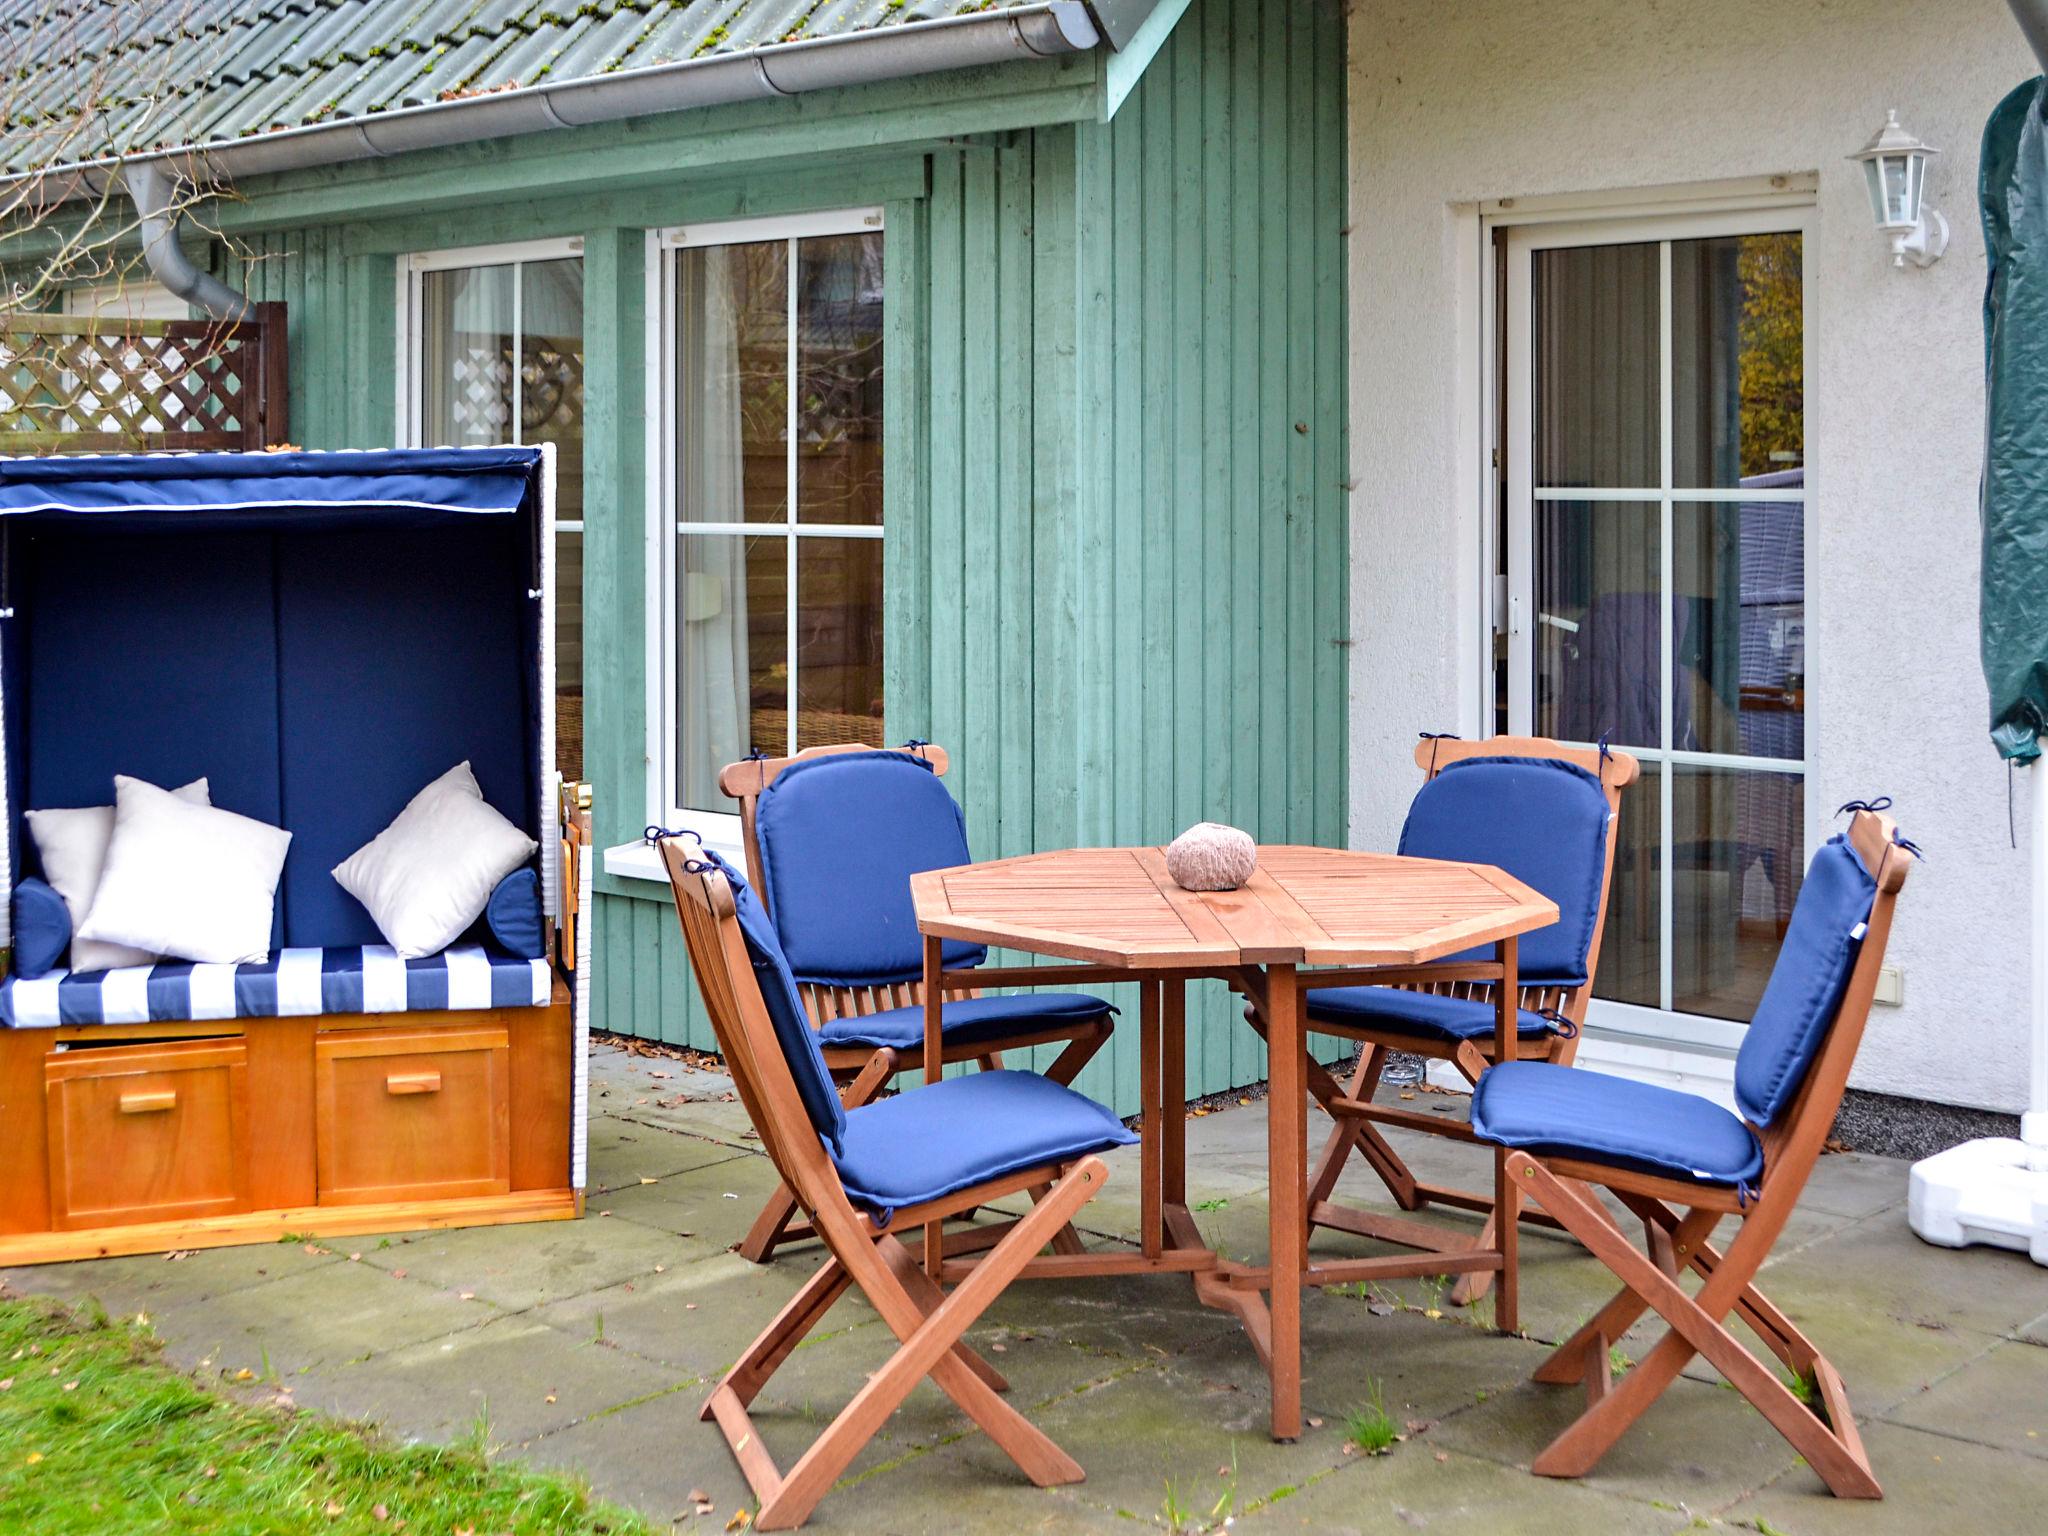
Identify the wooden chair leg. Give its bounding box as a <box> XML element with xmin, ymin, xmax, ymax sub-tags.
<box><xmin>742</xmin><ymin>1163</ymin><xmax>1104</xmax><ymax>1529</ymax></box>
<box><xmin>1042</xmin><ymin>1018</ymin><xmax>1113</xmax><ymax>1088</ymax></box>
<box><xmin>1509</xmin><ymin>1155</ymin><xmax>1879</xmax><ymax>1499</ymax></box>
<box><xmin>1493</xmin><ymin>1147</ymin><xmax>1518</xmax><ymax>1333</ymax></box>
<box><xmin>740</xmin><ymin>1049</ymin><xmax>899</xmax><ymax>1265</ymax></box>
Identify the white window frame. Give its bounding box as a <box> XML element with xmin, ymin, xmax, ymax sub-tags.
<box><xmin>1480</xmin><ymin>192</ymin><xmax>1817</xmax><ymax>1059</ymax></box>
<box><xmin>394</xmin><ymin>234</ymin><xmax>586</xmax><ymax>461</ymax></box>
<box><xmin>642</xmin><ymin>206</ymin><xmax>886</xmax><ymax>861</ymax></box>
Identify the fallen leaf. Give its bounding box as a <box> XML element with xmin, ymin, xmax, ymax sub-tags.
<box><xmin>722</xmin><ymin>1193</ymin><xmax>739</xmax><ymax>1201</ymax></box>
<box><xmin>1433</xmin><ymin>1451</ymin><xmax>1448</xmax><ymax>1463</ymax></box>
<box><xmin>640</xmin><ymin>1177</ymin><xmax>658</xmax><ymax>1185</ymax></box>
<box><xmin>323</xmin><ymin>1500</ymin><xmax>342</xmax><ymax>1518</ymax></box>
<box><xmin>234</xmin><ymin>1369</ymin><xmax>255</xmax><ymax>1382</ymax></box>
<box><xmin>348</xmin><ymin>1253</ymin><xmax>361</xmax><ymax>1263</ymax></box>
<box><xmin>458</xmin><ymin>1292</ymin><xmax>477</xmax><ymax>1302</ymax></box>
<box><xmin>371</xmin><ymin>1503</ymin><xmax>389</xmax><ymax>1522</ymax></box>
<box><xmin>685</xmin><ymin>1303</ymin><xmax>699</xmax><ymax>1311</ymax></box>
<box><xmin>654</xmin><ymin>1264</ymin><xmax>667</xmax><ymax>1274</ymax></box>
<box><xmin>203</xmin><ymin>1466</ymin><xmax>218</xmax><ymax>1478</ymax></box>
<box><xmin>688</xmin><ymin>1488</ymin><xmax>709</xmax><ymax>1503</ymax></box>
<box><xmin>725</xmin><ymin>1511</ymin><xmax>752</xmax><ymax>1532</ymax></box>
<box><xmin>544</xmin><ymin>1392</ymin><xmax>558</xmax><ymax>1404</ymax></box>
<box><xmin>990</xmin><ymin>1342</ymin><xmax>1007</xmax><ymax>1353</ymax></box>
<box><xmin>24</xmin><ymin>1452</ymin><xmax>42</xmax><ymax>1465</ymax></box>
<box><xmin>391</xmin><ymin>1269</ymin><xmax>407</xmax><ymax>1280</ymax></box>
<box><xmin>1306</xmin><ymin>1416</ymin><xmax>1323</xmax><ymax>1429</ymax></box>
<box><xmin>61</xmin><ymin>1380</ymin><xmax>77</xmax><ymax>1392</ymax></box>
<box><xmin>0</xmin><ymin>1379</ymin><xmax>9</xmax><ymax>1391</ymax></box>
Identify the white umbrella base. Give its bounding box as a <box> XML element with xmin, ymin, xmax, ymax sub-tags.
<box><xmin>1909</xmin><ymin>1135</ymin><xmax>2048</xmax><ymax>1265</ymax></box>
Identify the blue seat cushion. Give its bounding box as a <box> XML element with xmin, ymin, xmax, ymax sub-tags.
<box><xmin>0</xmin><ymin>943</ymin><xmax>552</xmax><ymax>1027</ymax></box>
<box><xmin>753</xmin><ymin>750</ymin><xmax>988</xmax><ymax>986</ymax></box>
<box><xmin>1306</xmin><ymin>985</ymin><xmax>1555</xmax><ymax>1043</ymax></box>
<box><xmin>832</xmin><ymin>1069</ymin><xmax>1137</xmax><ymax>1223</ymax></box>
<box><xmin>695</xmin><ymin>848</ymin><xmax>848</xmax><ymax>1153</ymax></box>
<box><xmin>11</xmin><ymin>876</ymin><xmax>70</xmax><ymax>979</ymax></box>
<box><xmin>1732</xmin><ymin>835</ymin><xmax>1877</xmax><ymax>1129</ymax></box>
<box><xmin>1471</xmin><ymin>1060</ymin><xmax>1764</xmax><ymax>1188</ymax></box>
<box><xmin>816</xmin><ymin>992</ymin><xmax>1114</xmax><ymax>1053</ymax></box>
<box><xmin>1400</xmin><ymin>756</ymin><xmax>1613</xmax><ymax>987</ymax></box>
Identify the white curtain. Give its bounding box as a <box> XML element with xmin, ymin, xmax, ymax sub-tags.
<box><xmin>675</xmin><ymin>247</ymin><xmax>753</xmax><ymax>811</ymax></box>
<box><xmin>420</xmin><ymin>265</ymin><xmax>514</xmax><ymax>445</ymax></box>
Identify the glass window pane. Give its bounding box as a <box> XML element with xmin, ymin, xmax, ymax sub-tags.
<box><xmin>1533</xmin><ymin>242</ymin><xmax>1659</xmax><ymax>489</ymax></box>
<box><xmin>1671</xmin><ymin>766</ymin><xmax>1804</xmax><ymax>1021</ymax></box>
<box><xmin>1673</xmin><ymin>497</ymin><xmax>1804</xmax><ymax>761</ymax></box>
<box><xmin>1532</xmin><ymin>499</ymin><xmax>1661</xmax><ymax>749</ymax></box>
<box><xmin>1593</xmin><ymin>760</ymin><xmax>1661</xmax><ymax>1010</ymax></box>
<box><xmin>795</xmin><ymin>536</ymin><xmax>884</xmax><ymax>751</ymax></box>
<box><xmin>675</xmin><ymin>532</ymin><xmax>787</xmax><ymax>811</ymax></box>
<box><xmin>419</xmin><ymin>265</ymin><xmax>513</xmax><ymax>445</ymax></box>
<box><xmin>521</xmin><ymin>258</ymin><xmax>586</xmax><ymax>782</ymax></box>
<box><xmin>795</xmin><ymin>232</ymin><xmax>885</xmax><ymax>526</ymax></box>
<box><xmin>1672</xmin><ymin>233</ymin><xmax>1803</xmax><ymax>487</ymax></box>
<box><xmin>678</xmin><ymin>241</ymin><xmax>788</xmax><ymax>525</ymax></box>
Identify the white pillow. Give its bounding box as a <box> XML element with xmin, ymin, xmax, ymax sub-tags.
<box><xmin>332</xmin><ymin>762</ymin><xmax>538</xmax><ymax>960</ymax></box>
<box><xmin>26</xmin><ymin>778</ymin><xmax>211</xmax><ymax>972</ymax></box>
<box><xmin>77</xmin><ymin>776</ymin><xmax>292</xmax><ymax>966</ymax></box>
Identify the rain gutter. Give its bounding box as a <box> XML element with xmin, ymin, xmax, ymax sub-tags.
<box><xmin>58</xmin><ymin>2</ymin><xmax>1117</xmax><ymax>319</ymax></box>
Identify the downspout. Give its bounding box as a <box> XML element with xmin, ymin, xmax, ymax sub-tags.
<box><xmin>2010</xmin><ymin>0</ymin><xmax>2048</xmax><ymax>71</ymax></box>
<box><xmin>123</xmin><ymin>159</ymin><xmax>253</xmax><ymax>323</ymax></box>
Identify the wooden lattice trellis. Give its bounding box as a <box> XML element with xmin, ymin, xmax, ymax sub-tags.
<box><xmin>0</xmin><ymin>302</ymin><xmax>288</xmax><ymax>453</ymax></box>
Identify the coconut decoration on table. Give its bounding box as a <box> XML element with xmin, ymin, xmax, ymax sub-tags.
<box><xmin>1165</xmin><ymin>822</ymin><xmax>1258</xmax><ymax>891</ymax></box>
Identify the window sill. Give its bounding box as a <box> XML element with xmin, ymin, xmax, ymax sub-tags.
<box><xmin>602</xmin><ymin>824</ymin><xmax>747</xmax><ymax>885</ymax></box>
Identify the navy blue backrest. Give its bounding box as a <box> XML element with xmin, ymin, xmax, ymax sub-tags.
<box><xmin>275</xmin><ymin>524</ymin><xmax>534</xmax><ymax>948</ymax></box>
<box><xmin>11</xmin><ymin>504</ymin><xmax>539</xmax><ymax>953</ymax></box>
<box><xmin>1733</xmin><ymin>836</ymin><xmax>1877</xmax><ymax>1129</ymax></box>
<box><xmin>1399</xmin><ymin>755</ymin><xmax>1613</xmax><ymax>987</ymax></box>
<box><xmin>699</xmin><ymin>848</ymin><xmax>847</xmax><ymax>1152</ymax></box>
<box><xmin>22</xmin><ymin>529</ymin><xmax>289</xmax><ymax>949</ymax></box>
<box><xmin>753</xmin><ymin>750</ymin><xmax>989</xmax><ymax>986</ymax></box>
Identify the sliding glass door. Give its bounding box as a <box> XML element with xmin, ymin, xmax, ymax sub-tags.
<box><xmin>1499</xmin><ymin>212</ymin><xmax>1809</xmax><ymax>1045</ymax></box>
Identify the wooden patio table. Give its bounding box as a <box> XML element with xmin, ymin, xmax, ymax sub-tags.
<box><xmin>910</xmin><ymin>844</ymin><xmax>1558</xmax><ymax>1442</ymax></box>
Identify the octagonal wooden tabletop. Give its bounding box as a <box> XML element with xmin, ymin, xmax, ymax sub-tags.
<box><xmin>909</xmin><ymin>844</ymin><xmax>1559</xmax><ymax>971</ymax></box>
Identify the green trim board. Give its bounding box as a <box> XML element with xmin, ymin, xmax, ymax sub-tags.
<box><xmin>166</xmin><ymin>0</ymin><xmax>1346</xmax><ymax>1116</ymax></box>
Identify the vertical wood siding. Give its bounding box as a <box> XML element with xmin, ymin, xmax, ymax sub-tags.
<box><xmin>238</xmin><ymin>0</ymin><xmax>1348</xmax><ymax>1114</ymax></box>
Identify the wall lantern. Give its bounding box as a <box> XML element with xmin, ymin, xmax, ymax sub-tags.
<box><xmin>1850</xmin><ymin>110</ymin><xmax>1949</xmax><ymax>268</ymax></box>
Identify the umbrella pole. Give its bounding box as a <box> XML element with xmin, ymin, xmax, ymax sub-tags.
<box><xmin>2030</xmin><ymin>761</ymin><xmax>2048</xmax><ymax>1166</ymax></box>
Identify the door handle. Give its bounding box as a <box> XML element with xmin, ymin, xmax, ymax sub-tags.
<box><xmin>118</xmin><ymin>1089</ymin><xmax>177</xmax><ymax>1114</ymax></box>
<box><xmin>386</xmin><ymin>1070</ymin><xmax>443</xmax><ymax>1096</ymax></box>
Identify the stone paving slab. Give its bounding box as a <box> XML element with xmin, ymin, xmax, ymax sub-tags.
<box><xmin>4</xmin><ymin>1046</ymin><xmax>2047</xmax><ymax>1535</ymax></box>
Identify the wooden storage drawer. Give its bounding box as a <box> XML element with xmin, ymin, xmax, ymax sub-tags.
<box><xmin>315</xmin><ymin>1026</ymin><xmax>510</xmax><ymax>1204</ymax></box>
<box><xmin>44</xmin><ymin>1039</ymin><xmax>251</xmax><ymax>1230</ymax></box>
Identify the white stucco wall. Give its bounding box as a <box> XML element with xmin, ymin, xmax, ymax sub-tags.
<box><xmin>1347</xmin><ymin>0</ymin><xmax>2040</xmax><ymax>1112</ymax></box>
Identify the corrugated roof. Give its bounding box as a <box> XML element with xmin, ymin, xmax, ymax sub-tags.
<box><xmin>0</xmin><ymin>0</ymin><xmax>1070</xmax><ymax>176</ymax></box>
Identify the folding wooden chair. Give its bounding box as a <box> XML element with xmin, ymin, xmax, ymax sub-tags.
<box><xmin>659</xmin><ymin>836</ymin><xmax>1135</xmax><ymax>1529</ymax></box>
<box><xmin>1283</xmin><ymin>736</ymin><xmax>1638</xmax><ymax>1316</ymax></box>
<box><xmin>719</xmin><ymin>743</ymin><xmax>1117</xmax><ymax>1264</ymax></box>
<box><xmin>1470</xmin><ymin>806</ymin><xmax>1912</xmax><ymax>1497</ymax></box>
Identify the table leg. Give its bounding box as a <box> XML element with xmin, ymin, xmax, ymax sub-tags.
<box><xmin>1163</xmin><ymin>978</ymin><xmax>1187</xmax><ymax>1208</ymax></box>
<box><xmin>924</xmin><ymin>935</ymin><xmax>945</xmax><ymax>1279</ymax></box>
<box><xmin>1140</xmin><ymin>980</ymin><xmax>1162</xmax><ymax>1261</ymax></box>
<box><xmin>1266</xmin><ymin>961</ymin><xmax>1304</xmax><ymax>1441</ymax></box>
<box><xmin>1494</xmin><ymin>935</ymin><xmax>1519</xmax><ymax>1335</ymax></box>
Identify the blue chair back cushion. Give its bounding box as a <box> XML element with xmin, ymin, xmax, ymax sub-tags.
<box><xmin>1400</xmin><ymin>756</ymin><xmax>1612</xmax><ymax>987</ymax></box>
<box><xmin>11</xmin><ymin>876</ymin><xmax>70</xmax><ymax>979</ymax></box>
<box><xmin>1732</xmin><ymin>835</ymin><xmax>1877</xmax><ymax>1129</ymax></box>
<box><xmin>753</xmin><ymin>751</ymin><xmax>988</xmax><ymax>986</ymax></box>
<box><xmin>697</xmin><ymin>848</ymin><xmax>847</xmax><ymax>1153</ymax></box>
<box><xmin>832</xmin><ymin>1070</ymin><xmax>1137</xmax><ymax>1224</ymax></box>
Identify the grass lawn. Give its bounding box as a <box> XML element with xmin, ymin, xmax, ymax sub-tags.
<box><xmin>0</xmin><ymin>1294</ymin><xmax>656</xmax><ymax>1536</ymax></box>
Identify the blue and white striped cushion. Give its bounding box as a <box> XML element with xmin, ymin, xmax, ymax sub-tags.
<box><xmin>0</xmin><ymin>944</ymin><xmax>552</xmax><ymax>1028</ymax></box>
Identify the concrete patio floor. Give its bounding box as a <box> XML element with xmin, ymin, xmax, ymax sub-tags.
<box><xmin>7</xmin><ymin>1040</ymin><xmax>2047</xmax><ymax>1534</ymax></box>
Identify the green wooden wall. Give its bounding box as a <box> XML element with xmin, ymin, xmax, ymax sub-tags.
<box><xmin>210</xmin><ymin>0</ymin><xmax>1348</xmax><ymax>1116</ymax></box>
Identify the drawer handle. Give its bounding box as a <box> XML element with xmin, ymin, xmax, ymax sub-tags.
<box><xmin>387</xmin><ymin>1070</ymin><xmax>442</xmax><ymax>1096</ymax></box>
<box><xmin>118</xmin><ymin>1089</ymin><xmax>177</xmax><ymax>1114</ymax></box>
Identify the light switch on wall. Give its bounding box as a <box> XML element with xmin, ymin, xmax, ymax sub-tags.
<box><xmin>1874</xmin><ymin>965</ymin><xmax>1905</xmax><ymax>1007</ymax></box>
